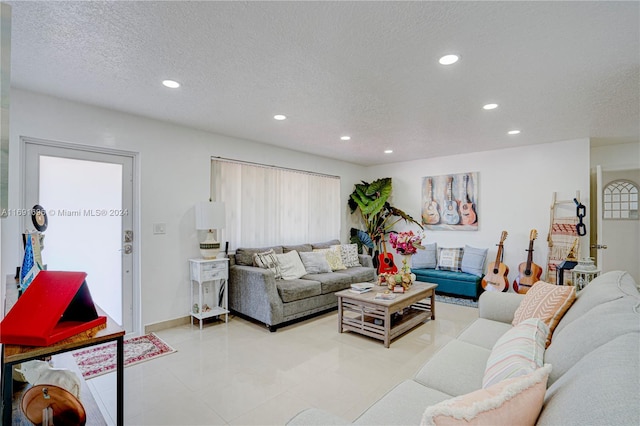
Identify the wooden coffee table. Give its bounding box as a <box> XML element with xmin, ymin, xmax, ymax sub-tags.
<box><xmin>336</xmin><ymin>282</ymin><xmax>437</xmax><ymax>348</ymax></box>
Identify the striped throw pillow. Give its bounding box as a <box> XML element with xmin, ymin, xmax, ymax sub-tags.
<box><xmin>253</xmin><ymin>249</ymin><xmax>283</xmax><ymax>280</ymax></box>
<box><xmin>512</xmin><ymin>281</ymin><xmax>576</xmax><ymax>348</ymax></box>
<box><xmin>483</xmin><ymin>318</ymin><xmax>549</xmax><ymax>388</ymax></box>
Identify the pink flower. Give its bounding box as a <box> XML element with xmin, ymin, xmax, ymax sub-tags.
<box><xmin>389</xmin><ymin>231</ymin><xmax>425</xmax><ymax>255</ymax></box>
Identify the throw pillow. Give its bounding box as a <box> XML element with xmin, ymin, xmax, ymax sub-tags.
<box><xmin>331</xmin><ymin>243</ymin><xmax>360</xmax><ymax>268</ymax></box>
<box><xmin>298</xmin><ymin>251</ymin><xmax>332</xmax><ymax>274</ymax></box>
<box><xmin>253</xmin><ymin>249</ymin><xmax>282</xmax><ymax>279</ymax></box>
<box><xmin>313</xmin><ymin>248</ymin><xmax>347</xmax><ymax>271</ymax></box>
<box><xmin>461</xmin><ymin>245</ymin><xmax>488</xmax><ymax>277</ymax></box>
<box><xmin>274</xmin><ymin>250</ymin><xmax>307</xmax><ymax>280</ymax></box>
<box><xmin>436</xmin><ymin>247</ymin><xmax>464</xmax><ymax>272</ymax></box>
<box><xmin>512</xmin><ymin>281</ymin><xmax>576</xmax><ymax>348</ymax></box>
<box><xmin>482</xmin><ymin>318</ymin><xmax>549</xmax><ymax>388</ymax></box>
<box><xmin>421</xmin><ymin>364</ymin><xmax>552</xmax><ymax>426</ymax></box>
<box><xmin>412</xmin><ymin>243</ymin><xmax>438</xmax><ymax>269</ymax></box>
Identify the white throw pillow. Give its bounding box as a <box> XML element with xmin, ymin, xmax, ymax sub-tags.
<box><xmin>275</xmin><ymin>250</ymin><xmax>308</xmax><ymax>280</ymax></box>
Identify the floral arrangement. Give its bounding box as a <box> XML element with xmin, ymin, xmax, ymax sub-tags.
<box><xmin>389</xmin><ymin>230</ymin><xmax>425</xmax><ymax>255</ymax></box>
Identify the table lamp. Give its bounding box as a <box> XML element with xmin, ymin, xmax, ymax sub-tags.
<box><xmin>195</xmin><ymin>201</ymin><xmax>225</xmax><ymax>259</ymax></box>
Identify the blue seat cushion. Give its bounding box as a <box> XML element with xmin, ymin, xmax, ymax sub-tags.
<box><xmin>413</xmin><ymin>268</ymin><xmax>483</xmax><ymax>299</ymax></box>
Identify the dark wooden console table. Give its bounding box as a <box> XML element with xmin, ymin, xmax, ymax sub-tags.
<box><xmin>1</xmin><ymin>307</ymin><xmax>124</xmax><ymax>425</ymax></box>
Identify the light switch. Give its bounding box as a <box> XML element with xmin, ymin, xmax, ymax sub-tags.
<box><xmin>153</xmin><ymin>223</ymin><xmax>166</xmax><ymax>234</ymax></box>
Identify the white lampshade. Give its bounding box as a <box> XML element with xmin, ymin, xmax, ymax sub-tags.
<box><xmin>195</xmin><ymin>201</ymin><xmax>225</xmax><ymax>259</ymax></box>
<box><xmin>195</xmin><ymin>201</ymin><xmax>225</xmax><ymax>230</ymax></box>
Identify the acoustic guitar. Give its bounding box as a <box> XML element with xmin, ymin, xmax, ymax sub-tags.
<box><xmin>482</xmin><ymin>231</ymin><xmax>510</xmax><ymax>292</ymax></box>
<box><xmin>423</xmin><ymin>177</ymin><xmax>440</xmax><ymax>225</ymax></box>
<box><xmin>442</xmin><ymin>176</ymin><xmax>460</xmax><ymax>225</ymax></box>
<box><xmin>459</xmin><ymin>174</ymin><xmax>477</xmax><ymax>225</ymax></box>
<box><xmin>513</xmin><ymin>229</ymin><xmax>543</xmax><ymax>294</ymax></box>
<box><xmin>377</xmin><ymin>237</ymin><xmax>398</xmax><ymax>275</ymax></box>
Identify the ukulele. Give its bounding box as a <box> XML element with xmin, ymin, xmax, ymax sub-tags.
<box><xmin>377</xmin><ymin>237</ymin><xmax>398</xmax><ymax>275</ymax></box>
<box><xmin>513</xmin><ymin>229</ymin><xmax>543</xmax><ymax>294</ymax></box>
<box><xmin>482</xmin><ymin>231</ymin><xmax>510</xmax><ymax>292</ymax></box>
<box><xmin>423</xmin><ymin>177</ymin><xmax>440</xmax><ymax>225</ymax></box>
<box><xmin>442</xmin><ymin>176</ymin><xmax>460</xmax><ymax>225</ymax></box>
<box><xmin>459</xmin><ymin>174</ymin><xmax>477</xmax><ymax>225</ymax></box>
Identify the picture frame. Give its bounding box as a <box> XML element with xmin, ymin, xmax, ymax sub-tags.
<box><xmin>422</xmin><ymin>172</ymin><xmax>478</xmax><ymax>231</ymax></box>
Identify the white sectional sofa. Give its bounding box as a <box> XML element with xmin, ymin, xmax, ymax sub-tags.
<box><xmin>288</xmin><ymin>270</ymin><xmax>640</xmax><ymax>425</ymax></box>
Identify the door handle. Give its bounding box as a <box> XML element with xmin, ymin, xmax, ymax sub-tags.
<box><xmin>590</xmin><ymin>244</ymin><xmax>608</xmax><ymax>250</ymax></box>
<box><xmin>122</xmin><ymin>244</ymin><xmax>133</xmax><ymax>254</ymax></box>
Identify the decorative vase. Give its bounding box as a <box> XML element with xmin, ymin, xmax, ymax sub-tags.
<box><xmin>401</xmin><ymin>255</ymin><xmax>411</xmax><ymax>274</ymax></box>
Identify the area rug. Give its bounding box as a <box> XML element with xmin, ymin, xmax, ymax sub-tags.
<box><xmin>436</xmin><ymin>294</ymin><xmax>478</xmax><ymax>308</ymax></box>
<box><xmin>72</xmin><ymin>333</ymin><xmax>176</xmax><ymax>380</ymax></box>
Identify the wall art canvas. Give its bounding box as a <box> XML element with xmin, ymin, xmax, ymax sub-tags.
<box><xmin>422</xmin><ymin>172</ymin><xmax>478</xmax><ymax>231</ymax></box>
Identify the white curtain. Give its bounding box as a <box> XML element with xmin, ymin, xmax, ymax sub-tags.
<box><xmin>212</xmin><ymin>159</ymin><xmax>340</xmax><ymax>250</ymax></box>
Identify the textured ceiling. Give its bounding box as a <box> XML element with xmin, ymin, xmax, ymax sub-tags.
<box><xmin>6</xmin><ymin>1</ymin><xmax>640</xmax><ymax>166</ymax></box>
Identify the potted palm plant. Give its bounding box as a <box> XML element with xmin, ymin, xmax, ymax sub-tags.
<box><xmin>348</xmin><ymin>178</ymin><xmax>422</xmax><ymax>269</ymax></box>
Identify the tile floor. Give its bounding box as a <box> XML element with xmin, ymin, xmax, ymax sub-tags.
<box><xmin>86</xmin><ymin>302</ymin><xmax>478</xmax><ymax>425</ymax></box>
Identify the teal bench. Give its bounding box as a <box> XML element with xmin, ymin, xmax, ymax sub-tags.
<box><xmin>412</xmin><ymin>268</ymin><xmax>483</xmax><ymax>300</ymax></box>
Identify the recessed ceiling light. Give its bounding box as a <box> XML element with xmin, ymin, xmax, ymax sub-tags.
<box><xmin>439</xmin><ymin>54</ymin><xmax>459</xmax><ymax>65</ymax></box>
<box><xmin>483</xmin><ymin>103</ymin><xmax>498</xmax><ymax>110</ymax></box>
<box><xmin>384</xmin><ymin>149</ymin><xmax>393</xmax><ymax>154</ymax></box>
<box><xmin>340</xmin><ymin>136</ymin><xmax>351</xmax><ymax>141</ymax></box>
<box><xmin>508</xmin><ymin>130</ymin><xmax>521</xmax><ymax>135</ymax></box>
<box><xmin>162</xmin><ymin>80</ymin><xmax>180</xmax><ymax>89</ymax></box>
<box><xmin>273</xmin><ymin>114</ymin><xmax>287</xmax><ymax>120</ymax></box>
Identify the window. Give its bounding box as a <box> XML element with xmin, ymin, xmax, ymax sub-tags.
<box><xmin>603</xmin><ymin>179</ymin><xmax>639</xmax><ymax>220</ymax></box>
<box><xmin>211</xmin><ymin>159</ymin><xmax>341</xmax><ymax>249</ymax></box>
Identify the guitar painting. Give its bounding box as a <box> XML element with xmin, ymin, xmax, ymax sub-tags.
<box><xmin>459</xmin><ymin>174</ymin><xmax>477</xmax><ymax>225</ymax></box>
<box><xmin>482</xmin><ymin>231</ymin><xmax>510</xmax><ymax>292</ymax></box>
<box><xmin>513</xmin><ymin>229</ymin><xmax>543</xmax><ymax>294</ymax></box>
<box><xmin>422</xmin><ymin>177</ymin><xmax>440</xmax><ymax>225</ymax></box>
<box><xmin>422</xmin><ymin>172</ymin><xmax>479</xmax><ymax>231</ymax></box>
<box><xmin>442</xmin><ymin>176</ymin><xmax>460</xmax><ymax>225</ymax></box>
<box><xmin>377</xmin><ymin>237</ymin><xmax>398</xmax><ymax>275</ymax></box>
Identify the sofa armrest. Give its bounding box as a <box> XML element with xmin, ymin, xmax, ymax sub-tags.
<box><xmin>358</xmin><ymin>254</ymin><xmax>373</xmax><ymax>268</ymax></box>
<box><xmin>229</xmin><ymin>265</ymin><xmax>284</xmax><ymax>326</ymax></box>
<box><xmin>478</xmin><ymin>291</ymin><xmax>524</xmax><ymax>324</ymax></box>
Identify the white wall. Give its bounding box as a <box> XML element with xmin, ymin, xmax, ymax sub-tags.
<box><xmin>591</xmin><ymin>142</ymin><xmax>640</xmax><ymax>171</ymax></box>
<box><xmin>4</xmin><ymin>89</ymin><xmax>366</xmax><ymax>328</ymax></box>
<box><xmin>1</xmin><ymin>88</ymin><xmax>596</xmax><ymax>328</ymax></box>
<box><xmin>365</xmin><ymin>139</ymin><xmax>591</xmax><ymax>289</ymax></box>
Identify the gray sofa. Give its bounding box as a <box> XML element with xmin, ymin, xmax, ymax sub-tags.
<box><xmin>288</xmin><ymin>270</ymin><xmax>640</xmax><ymax>425</ymax></box>
<box><xmin>229</xmin><ymin>240</ymin><xmax>376</xmax><ymax>331</ymax></box>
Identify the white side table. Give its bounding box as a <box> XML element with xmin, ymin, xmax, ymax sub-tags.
<box><xmin>189</xmin><ymin>258</ymin><xmax>229</xmax><ymax>329</ymax></box>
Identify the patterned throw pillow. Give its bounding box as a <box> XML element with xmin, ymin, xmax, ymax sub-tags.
<box><xmin>331</xmin><ymin>244</ymin><xmax>360</xmax><ymax>268</ymax></box>
<box><xmin>436</xmin><ymin>247</ymin><xmax>464</xmax><ymax>272</ymax></box>
<box><xmin>421</xmin><ymin>365</ymin><xmax>551</xmax><ymax>426</ymax></box>
<box><xmin>313</xmin><ymin>248</ymin><xmax>347</xmax><ymax>271</ymax></box>
<box><xmin>253</xmin><ymin>249</ymin><xmax>282</xmax><ymax>279</ymax></box>
<box><xmin>512</xmin><ymin>281</ymin><xmax>576</xmax><ymax>348</ymax></box>
<box><xmin>483</xmin><ymin>318</ymin><xmax>549</xmax><ymax>388</ymax></box>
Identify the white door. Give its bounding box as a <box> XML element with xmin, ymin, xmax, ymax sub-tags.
<box><xmin>24</xmin><ymin>139</ymin><xmax>137</xmax><ymax>333</ymax></box>
<box><xmin>593</xmin><ymin>165</ymin><xmax>640</xmax><ymax>283</ymax></box>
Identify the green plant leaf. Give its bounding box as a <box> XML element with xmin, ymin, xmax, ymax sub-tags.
<box><xmin>388</xmin><ymin>206</ymin><xmax>423</xmax><ymax>228</ymax></box>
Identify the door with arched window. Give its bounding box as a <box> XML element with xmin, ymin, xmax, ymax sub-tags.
<box><xmin>594</xmin><ymin>165</ymin><xmax>640</xmax><ymax>283</ymax></box>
